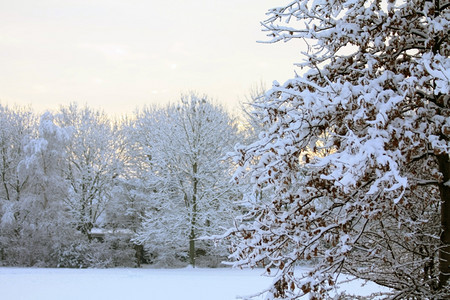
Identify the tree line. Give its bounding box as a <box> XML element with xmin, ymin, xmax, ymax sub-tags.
<box><xmin>0</xmin><ymin>95</ymin><xmax>244</xmax><ymax>268</ymax></box>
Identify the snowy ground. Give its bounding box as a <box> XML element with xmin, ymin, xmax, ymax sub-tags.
<box><xmin>0</xmin><ymin>267</ymin><xmax>388</xmax><ymax>300</ymax></box>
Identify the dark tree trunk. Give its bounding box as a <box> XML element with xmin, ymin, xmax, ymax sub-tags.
<box><xmin>189</xmin><ymin>228</ymin><xmax>196</xmax><ymax>267</ymax></box>
<box><xmin>438</xmin><ymin>154</ymin><xmax>450</xmax><ymax>290</ymax></box>
<box><xmin>189</xmin><ymin>161</ymin><xmax>198</xmax><ymax>268</ymax></box>
<box><xmin>134</xmin><ymin>244</ymin><xmax>144</xmax><ymax>268</ymax></box>
<box><xmin>433</xmin><ymin>0</ymin><xmax>448</xmax><ymax>290</ymax></box>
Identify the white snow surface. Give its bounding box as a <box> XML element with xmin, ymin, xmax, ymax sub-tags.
<box><xmin>0</xmin><ymin>267</ymin><xmax>388</xmax><ymax>300</ymax></box>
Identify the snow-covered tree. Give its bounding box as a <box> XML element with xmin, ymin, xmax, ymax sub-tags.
<box><xmin>228</xmin><ymin>0</ymin><xmax>449</xmax><ymax>298</ymax></box>
<box><xmin>240</xmin><ymin>81</ymin><xmax>269</xmax><ymax>144</ymax></box>
<box><xmin>56</xmin><ymin>104</ymin><xmax>122</xmax><ymax>239</ymax></box>
<box><xmin>11</xmin><ymin>112</ymin><xmax>75</xmax><ymax>266</ymax></box>
<box><xmin>0</xmin><ymin>105</ymin><xmax>35</xmax><ymax>221</ymax></box>
<box><xmin>0</xmin><ymin>105</ymin><xmax>136</xmax><ymax>267</ymax></box>
<box><xmin>104</xmin><ymin>117</ymin><xmax>148</xmax><ymax>235</ymax></box>
<box><xmin>18</xmin><ymin>112</ymin><xmax>70</xmax><ymax>215</ymax></box>
<box><xmin>133</xmin><ymin>94</ymin><xmax>240</xmax><ymax>267</ymax></box>
<box><xmin>0</xmin><ymin>105</ymin><xmax>36</xmax><ymax>264</ymax></box>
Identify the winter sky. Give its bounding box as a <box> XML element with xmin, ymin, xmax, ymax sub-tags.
<box><xmin>0</xmin><ymin>0</ymin><xmax>302</xmax><ymax>116</ymax></box>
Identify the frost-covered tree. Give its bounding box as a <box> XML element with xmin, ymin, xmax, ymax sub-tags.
<box><xmin>0</xmin><ymin>105</ymin><xmax>136</xmax><ymax>267</ymax></box>
<box><xmin>56</xmin><ymin>104</ymin><xmax>122</xmax><ymax>239</ymax></box>
<box><xmin>0</xmin><ymin>105</ymin><xmax>35</xmax><ymax>221</ymax></box>
<box><xmin>133</xmin><ymin>94</ymin><xmax>240</xmax><ymax>267</ymax></box>
<box><xmin>228</xmin><ymin>0</ymin><xmax>449</xmax><ymax>299</ymax></box>
<box><xmin>240</xmin><ymin>81</ymin><xmax>269</xmax><ymax>143</ymax></box>
<box><xmin>104</xmin><ymin>117</ymin><xmax>148</xmax><ymax>235</ymax></box>
<box><xmin>10</xmin><ymin>112</ymin><xmax>75</xmax><ymax>266</ymax></box>
<box><xmin>19</xmin><ymin>112</ymin><xmax>70</xmax><ymax>216</ymax></box>
<box><xmin>0</xmin><ymin>105</ymin><xmax>36</xmax><ymax>264</ymax></box>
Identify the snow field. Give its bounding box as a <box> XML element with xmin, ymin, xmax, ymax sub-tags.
<box><xmin>0</xmin><ymin>267</ymin><xmax>271</xmax><ymax>300</ymax></box>
<box><xmin>0</xmin><ymin>267</ymin><xmax>389</xmax><ymax>300</ymax></box>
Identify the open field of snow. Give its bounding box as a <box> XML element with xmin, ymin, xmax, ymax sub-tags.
<box><xmin>0</xmin><ymin>267</ymin><xmax>388</xmax><ymax>300</ymax></box>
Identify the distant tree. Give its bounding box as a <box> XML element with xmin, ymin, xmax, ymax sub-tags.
<box><xmin>104</xmin><ymin>117</ymin><xmax>148</xmax><ymax>234</ymax></box>
<box><xmin>133</xmin><ymin>94</ymin><xmax>240</xmax><ymax>267</ymax></box>
<box><xmin>0</xmin><ymin>105</ymin><xmax>35</xmax><ymax>219</ymax></box>
<box><xmin>19</xmin><ymin>112</ymin><xmax>70</xmax><ymax>209</ymax></box>
<box><xmin>240</xmin><ymin>81</ymin><xmax>268</xmax><ymax>143</ymax></box>
<box><xmin>0</xmin><ymin>104</ymin><xmax>36</xmax><ymax>264</ymax></box>
<box><xmin>13</xmin><ymin>112</ymin><xmax>75</xmax><ymax>266</ymax></box>
<box><xmin>0</xmin><ymin>104</ymin><xmax>137</xmax><ymax>268</ymax></box>
<box><xmin>228</xmin><ymin>0</ymin><xmax>449</xmax><ymax>299</ymax></box>
<box><xmin>56</xmin><ymin>104</ymin><xmax>122</xmax><ymax>239</ymax></box>
<box><xmin>101</xmin><ymin>117</ymin><xmax>149</xmax><ymax>267</ymax></box>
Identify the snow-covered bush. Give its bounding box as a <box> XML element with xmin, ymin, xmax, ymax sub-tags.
<box><xmin>55</xmin><ymin>237</ymin><xmax>136</xmax><ymax>268</ymax></box>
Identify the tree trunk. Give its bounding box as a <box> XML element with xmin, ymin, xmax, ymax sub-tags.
<box><xmin>189</xmin><ymin>161</ymin><xmax>198</xmax><ymax>267</ymax></box>
<box><xmin>134</xmin><ymin>244</ymin><xmax>144</xmax><ymax>268</ymax></box>
<box><xmin>189</xmin><ymin>228</ymin><xmax>196</xmax><ymax>267</ymax></box>
<box><xmin>1</xmin><ymin>161</ymin><xmax>10</xmax><ymax>201</ymax></box>
<box><xmin>438</xmin><ymin>154</ymin><xmax>450</xmax><ymax>290</ymax></box>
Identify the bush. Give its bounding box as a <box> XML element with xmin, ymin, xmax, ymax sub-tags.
<box><xmin>54</xmin><ymin>236</ymin><xmax>136</xmax><ymax>268</ymax></box>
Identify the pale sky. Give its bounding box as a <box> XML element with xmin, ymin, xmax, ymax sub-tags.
<box><xmin>0</xmin><ymin>0</ymin><xmax>302</xmax><ymax>116</ymax></box>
